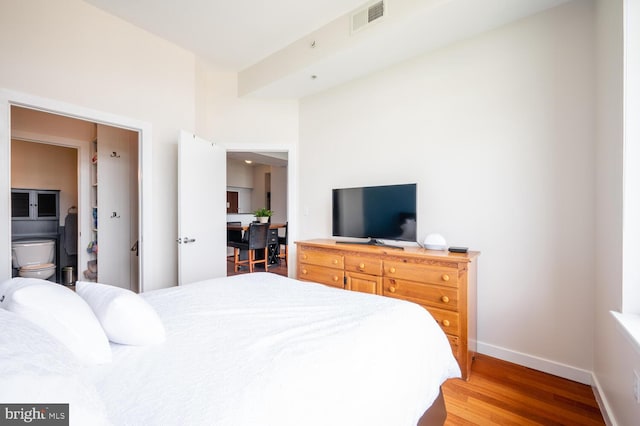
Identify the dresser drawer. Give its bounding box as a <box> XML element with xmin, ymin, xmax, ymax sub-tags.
<box><xmin>423</xmin><ymin>306</ymin><xmax>460</xmax><ymax>336</ymax></box>
<box><xmin>447</xmin><ymin>334</ymin><xmax>460</xmax><ymax>358</ymax></box>
<box><xmin>346</xmin><ymin>271</ymin><xmax>382</xmax><ymax>295</ymax></box>
<box><xmin>298</xmin><ymin>263</ymin><xmax>345</xmax><ymax>288</ymax></box>
<box><xmin>298</xmin><ymin>249</ymin><xmax>344</xmax><ymax>269</ymax></box>
<box><xmin>384</xmin><ymin>260</ymin><xmax>459</xmax><ymax>287</ymax></box>
<box><xmin>295</xmin><ymin>239</ymin><xmax>478</xmax><ymax>381</ymax></box>
<box><xmin>383</xmin><ymin>278</ymin><xmax>458</xmax><ymax>311</ymax></box>
<box><xmin>345</xmin><ymin>256</ymin><xmax>382</xmax><ymax>276</ymax></box>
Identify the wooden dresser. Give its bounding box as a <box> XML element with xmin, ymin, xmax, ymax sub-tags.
<box><xmin>295</xmin><ymin>239</ymin><xmax>479</xmax><ymax>380</ymax></box>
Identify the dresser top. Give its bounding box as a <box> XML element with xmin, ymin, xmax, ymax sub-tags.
<box><xmin>295</xmin><ymin>239</ymin><xmax>480</xmax><ymax>263</ymax></box>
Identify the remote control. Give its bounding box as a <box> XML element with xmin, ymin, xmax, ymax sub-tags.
<box><xmin>448</xmin><ymin>246</ymin><xmax>468</xmax><ymax>253</ymax></box>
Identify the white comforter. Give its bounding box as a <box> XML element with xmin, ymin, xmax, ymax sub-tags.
<box><xmin>89</xmin><ymin>273</ymin><xmax>459</xmax><ymax>426</ymax></box>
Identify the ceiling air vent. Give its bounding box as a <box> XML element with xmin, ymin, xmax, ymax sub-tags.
<box><xmin>351</xmin><ymin>0</ymin><xmax>386</xmax><ymax>34</ymax></box>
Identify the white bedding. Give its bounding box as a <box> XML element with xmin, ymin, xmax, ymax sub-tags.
<box><xmin>88</xmin><ymin>273</ymin><xmax>460</xmax><ymax>426</ymax></box>
<box><xmin>0</xmin><ymin>309</ymin><xmax>111</xmax><ymax>426</ymax></box>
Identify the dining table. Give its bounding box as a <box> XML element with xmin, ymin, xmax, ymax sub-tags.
<box><xmin>226</xmin><ymin>222</ymin><xmax>287</xmax><ymax>231</ymax></box>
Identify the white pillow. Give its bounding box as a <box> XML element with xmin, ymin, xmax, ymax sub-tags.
<box><xmin>0</xmin><ymin>309</ymin><xmax>111</xmax><ymax>426</ymax></box>
<box><xmin>0</xmin><ymin>277</ymin><xmax>112</xmax><ymax>365</ymax></box>
<box><xmin>76</xmin><ymin>281</ymin><xmax>166</xmax><ymax>345</ymax></box>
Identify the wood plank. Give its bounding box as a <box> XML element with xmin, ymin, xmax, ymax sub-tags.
<box><xmin>442</xmin><ymin>354</ymin><xmax>605</xmax><ymax>425</ymax></box>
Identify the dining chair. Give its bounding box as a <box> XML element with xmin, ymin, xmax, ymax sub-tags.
<box><xmin>226</xmin><ymin>221</ymin><xmax>243</xmax><ymax>246</ymax></box>
<box><xmin>278</xmin><ymin>222</ymin><xmax>288</xmax><ymax>265</ymax></box>
<box><xmin>228</xmin><ymin>223</ymin><xmax>270</xmax><ymax>273</ymax></box>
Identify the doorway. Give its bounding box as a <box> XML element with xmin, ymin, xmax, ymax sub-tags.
<box><xmin>227</xmin><ymin>191</ymin><xmax>239</xmax><ymax>213</ymax></box>
<box><xmin>8</xmin><ymin>105</ymin><xmax>140</xmax><ymax>291</ymax></box>
<box><xmin>11</xmin><ymin>138</ymin><xmax>79</xmax><ymax>284</ymax></box>
<box><xmin>0</xmin><ymin>90</ymin><xmax>153</xmax><ymax>291</ymax></box>
<box><xmin>225</xmin><ymin>149</ymin><xmax>291</xmax><ymax>276</ymax></box>
<box><xmin>226</xmin><ymin>151</ymin><xmax>288</xmax><ymax>222</ymax></box>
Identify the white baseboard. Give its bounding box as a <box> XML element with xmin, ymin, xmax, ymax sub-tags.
<box><xmin>591</xmin><ymin>374</ymin><xmax>618</xmax><ymax>426</ymax></box>
<box><xmin>476</xmin><ymin>342</ymin><xmax>617</xmax><ymax>424</ymax></box>
<box><xmin>476</xmin><ymin>341</ymin><xmax>593</xmax><ymax>384</ymax></box>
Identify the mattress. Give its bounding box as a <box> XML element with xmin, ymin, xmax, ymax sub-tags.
<box><xmin>88</xmin><ymin>273</ymin><xmax>460</xmax><ymax>426</ymax></box>
<box><xmin>0</xmin><ymin>272</ymin><xmax>460</xmax><ymax>425</ymax></box>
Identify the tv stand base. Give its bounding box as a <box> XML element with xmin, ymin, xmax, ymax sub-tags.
<box><xmin>336</xmin><ymin>238</ymin><xmax>404</xmax><ymax>250</ymax></box>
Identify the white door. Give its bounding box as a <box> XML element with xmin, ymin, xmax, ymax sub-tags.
<box><xmin>178</xmin><ymin>131</ymin><xmax>227</xmax><ymax>285</ymax></box>
<box><xmin>97</xmin><ymin>124</ymin><xmax>134</xmax><ymax>289</ymax></box>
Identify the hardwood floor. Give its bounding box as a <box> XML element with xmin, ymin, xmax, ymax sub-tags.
<box><xmin>227</xmin><ymin>258</ymin><xmax>604</xmax><ymax>425</ymax></box>
<box><xmin>442</xmin><ymin>354</ymin><xmax>605</xmax><ymax>425</ymax></box>
<box><xmin>226</xmin><ymin>256</ymin><xmax>289</xmax><ymax>277</ymax></box>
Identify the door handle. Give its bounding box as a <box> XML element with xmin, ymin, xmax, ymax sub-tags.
<box><xmin>176</xmin><ymin>237</ymin><xmax>196</xmax><ymax>244</ymax></box>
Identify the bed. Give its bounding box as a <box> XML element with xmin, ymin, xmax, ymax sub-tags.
<box><xmin>0</xmin><ymin>272</ymin><xmax>460</xmax><ymax>426</ymax></box>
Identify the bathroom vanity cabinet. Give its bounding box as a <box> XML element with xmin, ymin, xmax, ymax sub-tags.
<box><xmin>11</xmin><ymin>188</ymin><xmax>60</xmax><ymax>282</ymax></box>
<box><xmin>11</xmin><ymin>189</ymin><xmax>59</xmax><ymax>222</ymax></box>
<box><xmin>11</xmin><ymin>189</ymin><xmax>60</xmax><ymax>237</ymax></box>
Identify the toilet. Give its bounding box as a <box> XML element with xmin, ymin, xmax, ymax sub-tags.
<box><xmin>11</xmin><ymin>239</ymin><xmax>56</xmax><ymax>280</ymax></box>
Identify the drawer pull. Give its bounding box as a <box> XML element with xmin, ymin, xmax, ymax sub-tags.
<box><xmin>332</xmin><ymin>275</ymin><xmax>339</xmax><ymax>282</ymax></box>
<box><xmin>442</xmin><ymin>320</ymin><xmax>450</xmax><ymax>327</ymax></box>
<box><xmin>389</xmin><ymin>267</ymin><xmax>396</xmax><ymax>274</ymax></box>
<box><xmin>441</xmin><ymin>296</ymin><xmax>450</xmax><ymax>303</ymax></box>
<box><xmin>441</xmin><ymin>274</ymin><xmax>450</xmax><ymax>282</ymax></box>
<box><xmin>359</xmin><ymin>263</ymin><xmax>365</xmax><ymax>269</ymax></box>
<box><xmin>303</xmin><ymin>254</ymin><xmax>308</xmax><ymax>260</ymax></box>
<box><xmin>388</xmin><ymin>286</ymin><xmax>396</xmax><ymax>293</ymax></box>
<box><xmin>332</xmin><ymin>259</ymin><xmax>338</xmax><ymax>265</ymax></box>
<box><xmin>302</xmin><ymin>269</ymin><xmax>308</xmax><ymax>275</ymax></box>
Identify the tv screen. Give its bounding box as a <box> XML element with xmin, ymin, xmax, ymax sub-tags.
<box><xmin>332</xmin><ymin>183</ymin><xmax>417</xmax><ymax>242</ymax></box>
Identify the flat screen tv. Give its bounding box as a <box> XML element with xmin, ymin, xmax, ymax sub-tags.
<box><xmin>332</xmin><ymin>183</ymin><xmax>417</xmax><ymax>246</ymax></box>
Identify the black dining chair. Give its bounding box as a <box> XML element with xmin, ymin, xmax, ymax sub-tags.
<box><xmin>226</xmin><ymin>222</ymin><xmax>243</xmax><ymax>246</ymax></box>
<box><xmin>228</xmin><ymin>223</ymin><xmax>270</xmax><ymax>273</ymax></box>
<box><xmin>278</xmin><ymin>222</ymin><xmax>288</xmax><ymax>266</ymax></box>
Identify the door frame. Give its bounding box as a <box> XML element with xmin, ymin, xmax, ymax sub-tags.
<box><xmin>225</xmin><ymin>143</ymin><xmax>297</xmax><ymax>277</ymax></box>
<box><xmin>0</xmin><ymin>89</ymin><xmax>153</xmax><ymax>292</ymax></box>
<box><xmin>10</xmin><ymin>132</ymin><xmax>88</xmax><ymax>280</ymax></box>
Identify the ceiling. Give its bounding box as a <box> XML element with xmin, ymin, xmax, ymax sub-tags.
<box><xmin>227</xmin><ymin>151</ymin><xmax>288</xmax><ymax>167</ymax></box>
<box><xmin>83</xmin><ymin>0</ymin><xmax>570</xmax><ymax>98</ymax></box>
<box><xmin>83</xmin><ymin>0</ymin><xmax>366</xmax><ymax>71</ymax></box>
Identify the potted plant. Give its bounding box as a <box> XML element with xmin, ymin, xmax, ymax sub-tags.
<box><xmin>253</xmin><ymin>208</ymin><xmax>273</xmax><ymax>223</ymax></box>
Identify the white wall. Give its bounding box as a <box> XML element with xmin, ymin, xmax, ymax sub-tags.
<box><xmin>299</xmin><ymin>1</ymin><xmax>596</xmax><ymax>379</ymax></box>
<box><xmin>196</xmin><ymin>68</ymin><xmax>298</xmax><ymax>144</ymax></box>
<box><xmin>0</xmin><ymin>0</ymin><xmax>635</xmax><ymax>421</ymax></box>
<box><xmin>227</xmin><ymin>187</ymin><xmax>253</xmax><ymax>213</ymax></box>
<box><xmin>197</xmin><ymin>68</ymin><xmax>298</xmax><ymax>251</ymax></box>
<box><xmin>271</xmin><ymin>166</ymin><xmax>288</xmax><ymax>226</ymax></box>
<box><xmin>251</xmin><ymin>165</ymin><xmax>270</xmax><ymax>212</ymax></box>
<box><xmin>593</xmin><ymin>0</ymin><xmax>640</xmax><ymax>424</ymax></box>
<box><xmin>0</xmin><ymin>0</ymin><xmax>196</xmax><ymax>290</ymax></box>
<box><xmin>0</xmin><ymin>0</ymin><xmax>299</xmax><ymax>289</ymax></box>
<box><xmin>227</xmin><ymin>159</ymin><xmax>254</xmax><ymax>188</ymax></box>
<box><xmin>227</xmin><ymin>159</ymin><xmax>288</xmax><ymax>222</ymax></box>
<box><xmin>227</xmin><ymin>159</ymin><xmax>254</xmax><ymax>213</ymax></box>
<box><xmin>11</xmin><ymin>140</ymin><xmax>77</xmax><ymax>223</ymax></box>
